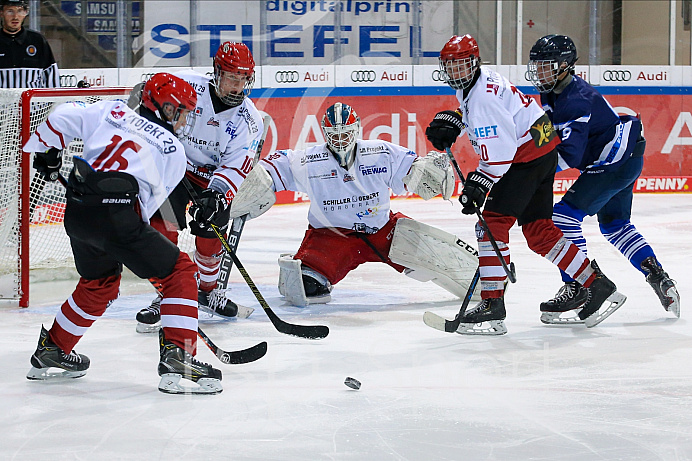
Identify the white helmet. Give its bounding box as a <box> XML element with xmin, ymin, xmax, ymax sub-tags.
<box><xmin>321</xmin><ymin>102</ymin><xmax>360</xmax><ymax>168</ymax></box>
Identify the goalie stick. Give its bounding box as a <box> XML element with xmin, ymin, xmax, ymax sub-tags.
<box><xmin>183</xmin><ymin>179</ymin><xmax>329</xmax><ymax>340</ymax></box>
<box><xmin>54</xmin><ymin>174</ymin><xmax>268</xmax><ymax>364</ymax></box>
<box><xmin>423</xmin><ymin>269</ymin><xmax>480</xmax><ymax>333</ymax></box>
<box><xmin>445</xmin><ymin>147</ymin><xmax>516</xmax><ymax>283</ymax></box>
<box><xmin>216</xmin><ymin>115</ymin><xmax>272</xmax><ymax>296</ymax></box>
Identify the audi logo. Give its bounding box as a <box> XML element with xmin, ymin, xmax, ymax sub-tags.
<box><xmin>140</xmin><ymin>72</ymin><xmax>156</xmax><ymax>82</ymax></box>
<box><xmin>431</xmin><ymin>69</ymin><xmax>445</xmax><ymax>82</ymax></box>
<box><xmin>60</xmin><ymin>74</ymin><xmax>78</xmax><ymax>87</ymax></box>
<box><xmin>602</xmin><ymin>70</ymin><xmax>632</xmax><ymax>82</ymax></box>
<box><xmin>350</xmin><ymin>70</ymin><xmax>376</xmax><ymax>83</ymax></box>
<box><xmin>274</xmin><ymin>71</ymin><xmax>299</xmax><ymax>84</ymax></box>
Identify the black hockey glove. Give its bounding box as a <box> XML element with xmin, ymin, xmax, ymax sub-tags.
<box><xmin>33</xmin><ymin>148</ymin><xmax>63</xmax><ymax>182</ymax></box>
<box><xmin>460</xmin><ymin>170</ymin><xmax>493</xmax><ymax>214</ymax></box>
<box><xmin>425</xmin><ymin>110</ymin><xmax>464</xmax><ymax>151</ymax></box>
<box><xmin>189</xmin><ymin>188</ymin><xmax>231</xmax><ymax>237</ymax></box>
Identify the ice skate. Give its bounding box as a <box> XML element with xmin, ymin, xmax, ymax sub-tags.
<box><xmin>198</xmin><ymin>288</ymin><xmax>254</xmax><ymax>319</ymax></box>
<box><xmin>456</xmin><ymin>297</ymin><xmax>507</xmax><ymax>335</ymax></box>
<box><xmin>27</xmin><ymin>325</ymin><xmax>90</xmax><ymax>380</ymax></box>
<box><xmin>136</xmin><ymin>294</ymin><xmax>162</xmax><ymax>333</ymax></box>
<box><xmin>157</xmin><ymin>330</ymin><xmax>223</xmax><ymax>395</ymax></box>
<box><xmin>540</xmin><ymin>281</ymin><xmax>589</xmax><ymax>325</ymax></box>
<box><xmin>579</xmin><ymin>260</ymin><xmax>627</xmax><ymax>328</ymax></box>
<box><xmin>641</xmin><ymin>257</ymin><xmax>680</xmax><ymax>318</ymax></box>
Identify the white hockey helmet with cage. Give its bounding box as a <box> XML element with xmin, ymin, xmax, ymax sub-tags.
<box><xmin>321</xmin><ymin>102</ymin><xmax>360</xmax><ymax>168</ymax></box>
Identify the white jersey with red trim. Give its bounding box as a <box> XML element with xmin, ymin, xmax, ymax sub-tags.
<box><xmin>174</xmin><ymin>70</ymin><xmax>264</xmax><ymax>201</ymax></box>
<box><xmin>24</xmin><ymin>100</ymin><xmax>186</xmax><ymax>222</ymax></box>
<box><xmin>456</xmin><ymin>67</ymin><xmax>546</xmax><ymax>182</ymax></box>
<box><xmin>261</xmin><ymin>140</ymin><xmax>416</xmax><ymax>233</ymax></box>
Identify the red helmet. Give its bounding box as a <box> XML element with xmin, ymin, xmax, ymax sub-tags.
<box><xmin>142</xmin><ymin>73</ymin><xmax>198</xmax><ymax>138</ymax></box>
<box><xmin>213</xmin><ymin>42</ymin><xmax>256</xmax><ymax>107</ymax></box>
<box><xmin>439</xmin><ymin>35</ymin><xmax>481</xmax><ymax>90</ymax></box>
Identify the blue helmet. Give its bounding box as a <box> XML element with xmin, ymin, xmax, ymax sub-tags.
<box><xmin>527</xmin><ymin>34</ymin><xmax>578</xmax><ymax>93</ymax></box>
<box><xmin>321</xmin><ymin>102</ymin><xmax>360</xmax><ymax>168</ymax></box>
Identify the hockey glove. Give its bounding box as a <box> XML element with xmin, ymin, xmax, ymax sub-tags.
<box><xmin>460</xmin><ymin>170</ymin><xmax>493</xmax><ymax>214</ymax></box>
<box><xmin>189</xmin><ymin>188</ymin><xmax>231</xmax><ymax>236</ymax></box>
<box><xmin>425</xmin><ymin>110</ymin><xmax>464</xmax><ymax>151</ymax></box>
<box><xmin>33</xmin><ymin>148</ymin><xmax>63</xmax><ymax>182</ymax></box>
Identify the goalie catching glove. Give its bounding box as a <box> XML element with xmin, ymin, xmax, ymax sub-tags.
<box><xmin>189</xmin><ymin>188</ymin><xmax>231</xmax><ymax>236</ymax></box>
<box><xmin>403</xmin><ymin>151</ymin><xmax>455</xmax><ymax>200</ymax></box>
<box><xmin>230</xmin><ymin>165</ymin><xmax>276</xmax><ymax>219</ymax></box>
<box><xmin>460</xmin><ymin>170</ymin><xmax>493</xmax><ymax>214</ymax></box>
<box><xmin>425</xmin><ymin>110</ymin><xmax>464</xmax><ymax>151</ymax></box>
<box><xmin>33</xmin><ymin>148</ymin><xmax>63</xmax><ymax>182</ymax></box>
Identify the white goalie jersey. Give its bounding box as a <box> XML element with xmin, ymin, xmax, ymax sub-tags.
<box><xmin>261</xmin><ymin>140</ymin><xmax>416</xmax><ymax>232</ymax></box>
<box><xmin>24</xmin><ymin>100</ymin><xmax>186</xmax><ymax>222</ymax></box>
<box><xmin>174</xmin><ymin>70</ymin><xmax>264</xmax><ymax>200</ymax></box>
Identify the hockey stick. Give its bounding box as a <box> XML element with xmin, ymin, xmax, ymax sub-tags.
<box><xmin>423</xmin><ymin>269</ymin><xmax>480</xmax><ymax>333</ymax></box>
<box><xmin>54</xmin><ymin>173</ymin><xmax>268</xmax><ymax>363</ymax></box>
<box><xmin>445</xmin><ymin>148</ymin><xmax>516</xmax><ymax>283</ymax></box>
<box><xmin>216</xmin><ymin>115</ymin><xmax>272</xmax><ymax>295</ymax></box>
<box><xmin>197</xmin><ymin>327</ymin><xmax>267</xmax><ymax>364</ymax></box>
<box><xmin>183</xmin><ymin>179</ymin><xmax>329</xmax><ymax>340</ymax></box>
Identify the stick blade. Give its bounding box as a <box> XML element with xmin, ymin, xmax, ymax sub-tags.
<box><xmin>219</xmin><ymin>341</ymin><xmax>268</xmax><ymax>364</ymax></box>
<box><xmin>278</xmin><ymin>323</ymin><xmax>330</xmax><ymax>340</ymax></box>
<box><xmin>423</xmin><ymin>311</ymin><xmax>459</xmax><ymax>333</ymax></box>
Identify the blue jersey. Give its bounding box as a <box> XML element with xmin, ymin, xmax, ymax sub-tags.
<box><xmin>540</xmin><ymin>75</ymin><xmax>641</xmax><ymax>172</ymax></box>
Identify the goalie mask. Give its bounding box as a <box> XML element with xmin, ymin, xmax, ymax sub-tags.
<box><xmin>142</xmin><ymin>73</ymin><xmax>198</xmax><ymax>139</ymax></box>
<box><xmin>213</xmin><ymin>41</ymin><xmax>255</xmax><ymax>108</ymax></box>
<box><xmin>527</xmin><ymin>34</ymin><xmax>578</xmax><ymax>93</ymax></box>
<box><xmin>439</xmin><ymin>34</ymin><xmax>481</xmax><ymax>90</ymax></box>
<box><xmin>321</xmin><ymin>102</ymin><xmax>360</xmax><ymax>168</ymax></box>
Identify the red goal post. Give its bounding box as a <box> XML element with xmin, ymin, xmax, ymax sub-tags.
<box><xmin>0</xmin><ymin>87</ymin><xmax>194</xmax><ymax>307</ymax></box>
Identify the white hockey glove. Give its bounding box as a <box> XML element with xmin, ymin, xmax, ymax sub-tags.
<box><xmin>230</xmin><ymin>165</ymin><xmax>276</xmax><ymax>219</ymax></box>
<box><xmin>403</xmin><ymin>151</ymin><xmax>455</xmax><ymax>200</ymax></box>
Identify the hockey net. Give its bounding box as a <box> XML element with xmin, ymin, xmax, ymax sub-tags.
<box><xmin>0</xmin><ymin>87</ymin><xmax>194</xmax><ymax>307</ymax></box>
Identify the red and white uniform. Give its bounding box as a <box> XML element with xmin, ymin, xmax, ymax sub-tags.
<box><xmin>456</xmin><ymin>67</ymin><xmax>550</xmax><ymax>182</ymax></box>
<box><xmin>25</xmin><ymin>100</ymin><xmax>185</xmax><ymax>222</ymax></box>
<box><xmin>24</xmin><ymin>100</ymin><xmax>200</xmax><ymax>354</ymax></box>
<box><xmin>455</xmin><ymin>68</ymin><xmax>595</xmax><ymax>298</ymax></box>
<box><xmin>261</xmin><ymin>140</ymin><xmax>416</xmax><ymax>283</ymax></box>
<box><xmin>171</xmin><ymin>70</ymin><xmax>263</xmax><ymax>288</ymax></box>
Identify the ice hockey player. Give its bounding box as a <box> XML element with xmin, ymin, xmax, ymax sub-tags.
<box><xmin>527</xmin><ymin>34</ymin><xmax>679</xmax><ymax>320</ymax></box>
<box><xmin>425</xmin><ymin>34</ymin><xmax>626</xmax><ymax>335</ymax></box>
<box><xmin>25</xmin><ymin>73</ymin><xmax>223</xmax><ymax>394</ymax></box>
<box><xmin>228</xmin><ymin>101</ymin><xmax>481</xmax><ymax>306</ymax></box>
<box><xmin>134</xmin><ymin>41</ymin><xmax>263</xmax><ymax>333</ymax></box>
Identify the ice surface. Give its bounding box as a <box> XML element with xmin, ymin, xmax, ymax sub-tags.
<box><xmin>2</xmin><ymin>195</ymin><xmax>691</xmax><ymax>460</ymax></box>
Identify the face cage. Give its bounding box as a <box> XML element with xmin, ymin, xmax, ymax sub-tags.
<box><xmin>440</xmin><ymin>56</ymin><xmax>478</xmax><ymax>90</ymax></box>
<box><xmin>526</xmin><ymin>60</ymin><xmax>561</xmax><ymax>93</ymax></box>
<box><xmin>213</xmin><ymin>69</ymin><xmax>255</xmax><ymax>107</ymax></box>
<box><xmin>172</xmin><ymin>108</ymin><xmax>197</xmax><ymax>139</ymax></box>
<box><xmin>323</xmin><ymin>124</ymin><xmax>358</xmax><ymax>167</ymax></box>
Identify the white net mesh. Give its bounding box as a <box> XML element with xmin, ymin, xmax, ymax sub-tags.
<box><xmin>0</xmin><ymin>88</ymin><xmax>195</xmax><ymax>305</ymax></box>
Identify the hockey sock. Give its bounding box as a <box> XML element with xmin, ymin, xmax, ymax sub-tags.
<box><xmin>553</xmin><ymin>201</ymin><xmax>588</xmax><ymax>253</ymax></box>
<box><xmin>600</xmin><ymin>219</ymin><xmax>656</xmax><ymax>275</ymax></box>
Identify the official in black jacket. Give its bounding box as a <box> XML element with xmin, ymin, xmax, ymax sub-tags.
<box><xmin>0</xmin><ymin>0</ymin><xmax>59</xmax><ymax>88</ymax></box>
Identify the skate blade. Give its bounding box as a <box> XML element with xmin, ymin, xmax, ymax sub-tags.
<box><xmin>26</xmin><ymin>366</ymin><xmax>87</xmax><ymax>380</ymax></box>
<box><xmin>136</xmin><ymin>321</ymin><xmax>161</xmax><ymax>334</ymax></box>
<box><xmin>584</xmin><ymin>291</ymin><xmax>627</xmax><ymax>328</ymax></box>
<box><xmin>158</xmin><ymin>373</ymin><xmax>223</xmax><ymax>395</ymax></box>
<box><xmin>665</xmin><ymin>287</ymin><xmax>681</xmax><ymax>318</ymax></box>
<box><xmin>455</xmin><ymin>320</ymin><xmax>507</xmax><ymax>336</ymax></box>
<box><xmin>540</xmin><ymin>311</ymin><xmax>585</xmax><ymax>325</ymax></box>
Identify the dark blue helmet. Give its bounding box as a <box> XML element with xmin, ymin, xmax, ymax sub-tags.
<box><xmin>527</xmin><ymin>35</ymin><xmax>578</xmax><ymax>93</ymax></box>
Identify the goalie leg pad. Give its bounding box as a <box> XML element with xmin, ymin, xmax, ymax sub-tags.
<box><xmin>389</xmin><ymin>218</ymin><xmax>480</xmax><ymax>301</ymax></box>
<box><xmin>278</xmin><ymin>254</ymin><xmax>332</xmax><ymax>306</ymax></box>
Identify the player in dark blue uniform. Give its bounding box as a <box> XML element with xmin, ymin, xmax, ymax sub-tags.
<box><xmin>527</xmin><ymin>34</ymin><xmax>680</xmax><ymax>322</ymax></box>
